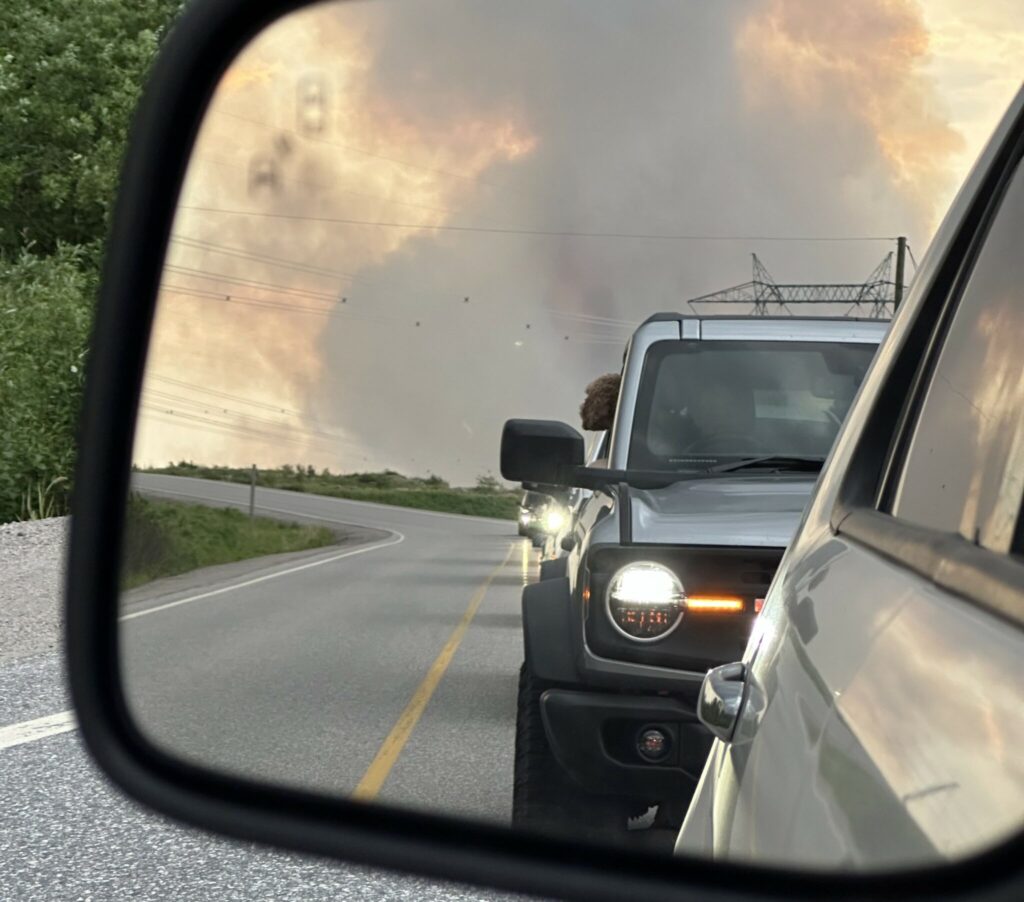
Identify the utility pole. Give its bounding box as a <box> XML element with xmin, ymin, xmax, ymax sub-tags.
<box><xmin>249</xmin><ymin>464</ymin><xmax>257</xmax><ymax>519</ymax></box>
<box><xmin>893</xmin><ymin>236</ymin><xmax>907</xmax><ymax>310</ymax></box>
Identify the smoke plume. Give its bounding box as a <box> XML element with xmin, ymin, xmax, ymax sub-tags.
<box><xmin>134</xmin><ymin>0</ymin><xmax>975</xmax><ymax>483</ymax></box>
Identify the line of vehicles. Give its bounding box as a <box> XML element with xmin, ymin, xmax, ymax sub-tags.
<box><xmin>499</xmin><ymin>93</ymin><xmax>1024</xmax><ymax>866</ymax></box>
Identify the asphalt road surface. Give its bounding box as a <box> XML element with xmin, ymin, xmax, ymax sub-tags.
<box><xmin>0</xmin><ymin>476</ymin><xmax>539</xmax><ymax>901</ymax></box>
<box><xmin>121</xmin><ymin>473</ymin><xmax>531</xmax><ymax>819</ymax></box>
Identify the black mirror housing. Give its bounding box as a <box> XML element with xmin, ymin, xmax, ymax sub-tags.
<box><xmin>500</xmin><ymin>419</ymin><xmax>585</xmax><ymax>485</ymax></box>
<box><xmin>61</xmin><ymin>0</ymin><xmax>1024</xmax><ymax>897</ymax></box>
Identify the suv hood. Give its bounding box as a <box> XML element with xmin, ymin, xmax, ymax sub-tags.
<box><xmin>629</xmin><ymin>475</ymin><xmax>817</xmax><ymax>547</ymax></box>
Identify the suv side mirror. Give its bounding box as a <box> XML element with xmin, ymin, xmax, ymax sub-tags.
<box><xmin>501</xmin><ymin>419</ymin><xmax>584</xmax><ymax>486</ymax></box>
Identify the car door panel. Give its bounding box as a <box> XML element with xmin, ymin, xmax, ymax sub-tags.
<box><xmin>829</xmin><ymin>575</ymin><xmax>1024</xmax><ymax>864</ymax></box>
<box><xmin>686</xmin><ymin>523</ymin><xmax>1024</xmax><ymax>870</ymax></box>
<box><xmin>811</xmin><ymin>706</ymin><xmax>935</xmax><ymax>865</ymax></box>
<box><xmin>679</xmin><ymin>530</ymin><xmax>915</xmax><ymax>865</ymax></box>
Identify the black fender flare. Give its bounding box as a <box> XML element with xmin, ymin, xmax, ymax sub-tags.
<box><xmin>538</xmin><ymin>556</ymin><xmax>568</xmax><ymax>581</ymax></box>
<box><xmin>521</xmin><ymin>576</ymin><xmax>577</xmax><ymax>684</ymax></box>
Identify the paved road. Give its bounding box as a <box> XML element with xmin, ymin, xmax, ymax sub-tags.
<box><xmin>122</xmin><ymin>474</ymin><xmax>531</xmax><ymax>819</ymax></box>
<box><xmin>0</xmin><ymin>478</ymin><xmax>539</xmax><ymax>901</ymax></box>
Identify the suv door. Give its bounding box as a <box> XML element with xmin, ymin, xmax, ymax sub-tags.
<box><xmin>677</xmin><ymin>93</ymin><xmax>1024</xmax><ymax>870</ymax></box>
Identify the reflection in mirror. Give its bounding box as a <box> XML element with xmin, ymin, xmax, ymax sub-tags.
<box><xmin>119</xmin><ymin>0</ymin><xmax>1024</xmax><ymax>869</ymax></box>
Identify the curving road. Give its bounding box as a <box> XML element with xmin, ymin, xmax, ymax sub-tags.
<box><xmin>123</xmin><ymin>473</ymin><xmax>532</xmax><ymax>822</ymax></box>
<box><xmin>0</xmin><ymin>476</ymin><xmax>539</xmax><ymax>901</ymax></box>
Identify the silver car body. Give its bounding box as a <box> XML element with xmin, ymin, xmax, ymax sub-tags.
<box><xmin>629</xmin><ymin>478</ymin><xmax>814</xmax><ymax>547</ymax></box>
<box><xmin>675</xmin><ymin>85</ymin><xmax>1024</xmax><ymax>870</ymax></box>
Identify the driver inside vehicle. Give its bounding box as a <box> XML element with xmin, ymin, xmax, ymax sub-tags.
<box><xmin>647</xmin><ymin>377</ymin><xmax>754</xmax><ymax>458</ymax></box>
<box><xmin>682</xmin><ymin>380</ymin><xmax>755</xmax><ymax>453</ymax></box>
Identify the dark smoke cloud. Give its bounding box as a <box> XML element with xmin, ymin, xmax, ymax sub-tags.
<box><xmin>139</xmin><ymin>0</ymin><xmax>959</xmax><ymax>483</ymax></box>
<box><xmin>306</xmin><ymin>0</ymin><xmax>939</xmax><ymax>483</ymax></box>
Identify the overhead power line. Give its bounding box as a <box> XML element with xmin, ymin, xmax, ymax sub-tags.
<box><xmin>142</xmin><ymin>389</ymin><xmax>339</xmax><ymax>437</ymax></box>
<box><xmin>142</xmin><ymin>410</ymin><xmax>336</xmax><ymax>452</ymax></box>
<box><xmin>142</xmin><ymin>385</ymin><xmax>358</xmax><ymax>440</ymax></box>
<box><xmin>140</xmin><ymin>405</ymin><xmax>353</xmax><ymax>451</ymax></box>
<box><xmin>163</xmin><ymin>284</ymin><xmax>353</xmax><ymax>317</ymax></box>
<box><xmin>547</xmin><ymin>309</ymin><xmax>635</xmax><ymax>328</ymax></box>
<box><xmin>161</xmin><ymin>284</ymin><xmax>633</xmax><ymax>347</ymax></box>
<box><xmin>164</xmin><ymin>264</ymin><xmax>351</xmax><ymax>300</ymax></box>
<box><xmin>178</xmin><ymin>205</ymin><xmax>896</xmax><ymax>243</ymax></box>
<box><xmin>146</xmin><ymin>373</ymin><xmax>305</xmax><ymax>415</ymax></box>
<box><xmin>143</xmin><ymin>395</ymin><xmax>359</xmax><ymax>449</ymax></box>
<box><xmin>171</xmin><ymin>235</ymin><xmax>357</xmax><ymax>280</ymax></box>
<box><xmin>168</xmin><ymin>234</ymin><xmax>418</xmax><ymax>295</ymax></box>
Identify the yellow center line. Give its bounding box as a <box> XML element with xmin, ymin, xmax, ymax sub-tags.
<box><xmin>351</xmin><ymin>542</ymin><xmax>516</xmax><ymax>801</ymax></box>
<box><xmin>520</xmin><ymin>538</ymin><xmax>531</xmax><ymax>586</ymax></box>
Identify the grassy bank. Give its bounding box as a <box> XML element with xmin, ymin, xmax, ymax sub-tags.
<box><xmin>120</xmin><ymin>495</ymin><xmax>337</xmax><ymax>590</ymax></box>
<box><xmin>141</xmin><ymin>464</ymin><xmax>521</xmax><ymax>521</ymax></box>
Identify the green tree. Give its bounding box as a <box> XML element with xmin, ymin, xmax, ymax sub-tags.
<box><xmin>0</xmin><ymin>0</ymin><xmax>184</xmax><ymax>257</ymax></box>
<box><xmin>0</xmin><ymin>0</ymin><xmax>183</xmax><ymax>521</ymax></box>
<box><xmin>0</xmin><ymin>246</ymin><xmax>95</xmax><ymax>521</ymax></box>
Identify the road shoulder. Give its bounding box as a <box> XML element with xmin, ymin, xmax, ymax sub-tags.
<box><xmin>119</xmin><ymin>523</ymin><xmax>392</xmax><ymax>618</ymax></box>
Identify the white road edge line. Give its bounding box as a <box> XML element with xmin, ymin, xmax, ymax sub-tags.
<box><xmin>2</xmin><ymin>528</ymin><xmax>405</xmax><ymax>752</ymax></box>
<box><xmin>120</xmin><ymin>530</ymin><xmax>405</xmax><ymax>621</ymax></box>
<box><xmin>0</xmin><ymin>711</ymin><xmax>77</xmax><ymax>751</ymax></box>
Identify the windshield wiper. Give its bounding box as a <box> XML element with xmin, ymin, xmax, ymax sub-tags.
<box><xmin>707</xmin><ymin>455</ymin><xmax>826</xmax><ymax>474</ymax></box>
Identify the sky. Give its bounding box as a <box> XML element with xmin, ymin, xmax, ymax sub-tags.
<box><xmin>133</xmin><ymin>0</ymin><xmax>1023</xmax><ymax>484</ymax></box>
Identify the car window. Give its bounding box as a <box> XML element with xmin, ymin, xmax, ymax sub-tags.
<box><xmin>628</xmin><ymin>340</ymin><xmax>876</xmax><ymax>470</ymax></box>
<box><xmin>889</xmin><ymin>159</ymin><xmax>1024</xmax><ymax>552</ymax></box>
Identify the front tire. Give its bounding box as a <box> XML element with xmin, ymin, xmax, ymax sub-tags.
<box><xmin>512</xmin><ymin>664</ymin><xmax>621</xmax><ymax>839</ymax></box>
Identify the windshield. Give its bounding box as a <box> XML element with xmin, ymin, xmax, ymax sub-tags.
<box><xmin>628</xmin><ymin>339</ymin><xmax>877</xmax><ymax>471</ymax></box>
<box><xmin>521</xmin><ymin>491</ymin><xmax>551</xmax><ymax>508</ymax></box>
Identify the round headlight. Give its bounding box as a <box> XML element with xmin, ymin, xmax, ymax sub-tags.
<box><xmin>606</xmin><ymin>562</ymin><xmax>684</xmax><ymax>641</ymax></box>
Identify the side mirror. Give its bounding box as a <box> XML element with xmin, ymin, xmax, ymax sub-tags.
<box><xmin>697</xmin><ymin>662</ymin><xmax>746</xmax><ymax>743</ymax></box>
<box><xmin>500</xmin><ymin>419</ymin><xmax>584</xmax><ymax>486</ymax></box>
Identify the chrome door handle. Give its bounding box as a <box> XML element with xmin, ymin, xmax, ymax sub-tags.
<box><xmin>697</xmin><ymin>661</ymin><xmax>746</xmax><ymax>743</ymax></box>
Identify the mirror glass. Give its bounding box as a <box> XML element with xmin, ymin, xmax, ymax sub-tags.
<box><xmin>119</xmin><ymin>0</ymin><xmax>1024</xmax><ymax>870</ymax></box>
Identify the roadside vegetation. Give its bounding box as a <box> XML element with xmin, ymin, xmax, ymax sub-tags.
<box><xmin>0</xmin><ymin>1</ymin><xmax>184</xmax><ymax>524</ymax></box>
<box><xmin>120</xmin><ymin>495</ymin><xmax>336</xmax><ymax>590</ymax></box>
<box><xmin>143</xmin><ymin>463</ymin><xmax>521</xmax><ymax>520</ymax></box>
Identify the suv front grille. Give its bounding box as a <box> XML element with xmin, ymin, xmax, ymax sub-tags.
<box><xmin>584</xmin><ymin>544</ymin><xmax>783</xmax><ymax>672</ymax></box>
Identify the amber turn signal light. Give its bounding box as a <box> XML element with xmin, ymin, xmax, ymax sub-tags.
<box><xmin>685</xmin><ymin>596</ymin><xmax>744</xmax><ymax>613</ymax></box>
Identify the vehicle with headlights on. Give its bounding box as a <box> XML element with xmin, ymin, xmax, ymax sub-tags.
<box><xmin>538</xmin><ymin>430</ymin><xmax>609</xmax><ymax>579</ymax></box>
<box><xmin>500</xmin><ymin>314</ymin><xmax>886</xmax><ymax>843</ymax></box>
<box><xmin>518</xmin><ymin>489</ymin><xmax>570</xmax><ymax>546</ymax></box>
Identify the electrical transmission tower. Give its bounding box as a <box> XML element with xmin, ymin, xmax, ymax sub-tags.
<box><xmin>689</xmin><ymin>253</ymin><xmax>899</xmax><ymax>319</ymax></box>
